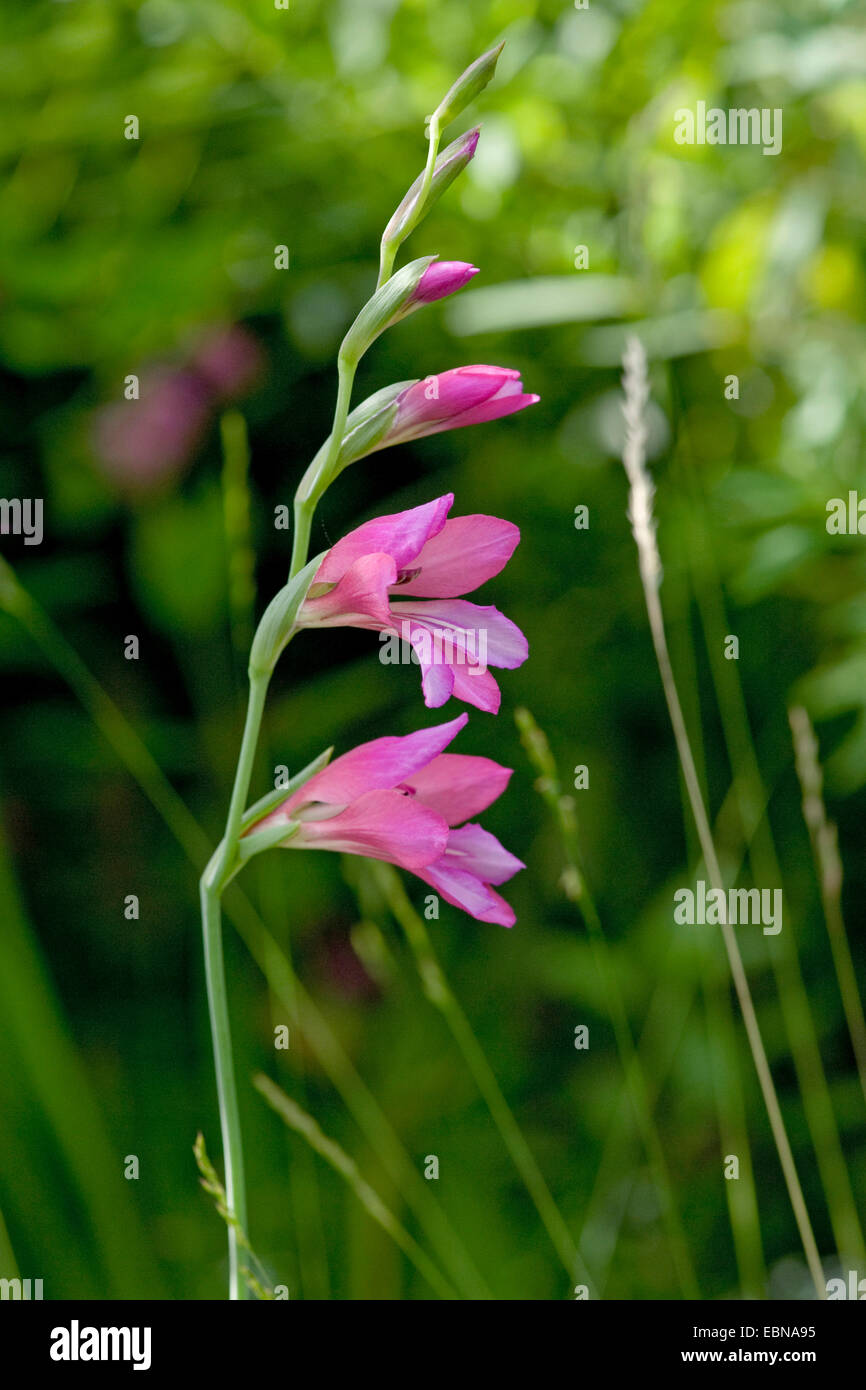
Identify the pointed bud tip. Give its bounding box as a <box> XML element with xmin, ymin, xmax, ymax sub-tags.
<box><xmin>413</xmin><ymin>260</ymin><xmax>480</xmax><ymax>305</ymax></box>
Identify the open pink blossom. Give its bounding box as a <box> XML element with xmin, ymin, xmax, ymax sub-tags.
<box><xmin>296</xmin><ymin>493</ymin><xmax>528</xmax><ymax>713</ymax></box>
<box><xmin>247</xmin><ymin>713</ymin><xmax>523</xmax><ymax>926</ymax></box>
<box><xmin>377</xmin><ymin>366</ymin><xmax>538</xmax><ymax>450</ymax></box>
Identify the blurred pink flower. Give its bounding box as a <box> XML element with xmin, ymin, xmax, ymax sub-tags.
<box><xmin>93</xmin><ymin>325</ymin><xmax>263</xmax><ymax>490</ymax></box>
<box><xmin>247</xmin><ymin>713</ymin><xmax>523</xmax><ymax>926</ymax></box>
<box><xmin>297</xmin><ymin>493</ymin><xmax>528</xmax><ymax>712</ymax></box>
<box><xmin>191</xmin><ymin>325</ymin><xmax>264</xmax><ymax>400</ymax></box>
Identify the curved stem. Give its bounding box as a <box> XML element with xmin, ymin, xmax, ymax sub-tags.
<box><xmin>220</xmin><ymin>673</ymin><xmax>270</xmax><ymax>870</ymax></box>
<box><xmin>377</xmin><ymin>119</ymin><xmax>441</xmax><ymax>288</ymax></box>
<box><xmin>290</xmin><ymin>351</ymin><xmax>356</xmax><ymax>580</ymax></box>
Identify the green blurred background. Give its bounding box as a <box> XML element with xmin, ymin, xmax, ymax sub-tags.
<box><xmin>1</xmin><ymin>0</ymin><xmax>865</xmax><ymax>1300</ymax></box>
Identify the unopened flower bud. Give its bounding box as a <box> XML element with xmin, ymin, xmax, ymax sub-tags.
<box><xmin>430</xmin><ymin>43</ymin><xmax>505</xmax><ymax>134</ymax></box>
<box><xmin>382</xmin><ymin>127</ymin><xmax>480</xmax><ymax>252</ymax></box>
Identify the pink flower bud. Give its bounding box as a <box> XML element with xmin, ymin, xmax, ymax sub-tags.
<box><xmin>410</xmin><ymin>261</ymin><xmax>479</xmax><ymax>306</ymax></box>
<box><xmin>341</xmin><ymin>258</ymin><xmax>476</xmax><ymax>364</ymax></box>
<box><xmin>380</xmin><ymin>365</ymin><xmax>539</xmax><ymax>448</ymax></box>
<box><xmin>382</xmin><ymin>128</ymin><xmax>480</xmax><ymax>250</ymax></box>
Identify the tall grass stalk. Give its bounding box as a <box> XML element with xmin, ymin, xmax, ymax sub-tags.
<box><xmin>619</xmin><ymin>336</ymin><xmax>825</xmax><ymax>1298</ymax></box>
<box><xmin>663</xmin><ymin>563</ymin><xmax>768</xmax><ymax>1299</ymax></box>
<box><xmin>373</xmin><ymin>859</ymin><xmax>598</xmax><ymax>1297</ymax></box>
<box><xmin>789</xmin><ymin>706</ymin><xmax>866</xmax><ymax>1111</ymax></box>
<box><xmin>255</xmin><ymin>1075</ymin><xmax>456</xmax><ymax>1299</ymax></box>
<box><xmin>515</xmin><ymin>709</ymin><xmax>699</xmax><ymax>1298</ymax></box>
<box><xmin>668</xmin><ymin>407</ymin><xmax>864</xmax><ymax>1267</ymax></box>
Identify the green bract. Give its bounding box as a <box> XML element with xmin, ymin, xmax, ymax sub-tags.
<box><xmin>335</xmin><ymin>379</ymin><xmax>417</xmax><ymax>472</ymax></box>
<box><xmin>248</xmin><ymin>552</ymin><xmax>325</xmax><ymax>678</ymax></box>
<box><xmin>237</xmin><ymin>818</ymin><xmax>300</xmax><ymax>863</ymax></box>
<box><xmin>239</xmin><ymin>746</ymin><xmax>334</xmax><ymax>833</ymax></box>
<box><xmin>340</xmin><ymin>256</ymin><xmax>435</xmax><ymax>364</ymax></box>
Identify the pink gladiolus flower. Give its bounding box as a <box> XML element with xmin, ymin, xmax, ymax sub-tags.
<box><xmin>297</xmin><ymin>493</ymin><xmax>528</xmax><ymax>713</ymax></box>
<box><xmin>379</xmin><ymin>366</ymin><xmax>538</xmax><ymax>450</ymax></box>
<box><xmin>246</xmin><ymin>713</ymin><xmax>523</xmax><ymax>926</ymax></box>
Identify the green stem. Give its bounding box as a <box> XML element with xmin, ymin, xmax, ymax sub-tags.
<box><xmin>378</xmin><ymin>118</ymin><xmax>441</xmax><ymax>288</ymax></box>
<box><xmin>220</xmin><ymin>673</ymin><xmax>270</xmax><ymax>871</ymax></box>
<box><xmin>200</xmin><ymin>867</ymin><xmax>248</xmax><ymax>1300</ymax></box>
<box><xmin>516</xmin><ymin>711</ymin><xmax>699</xmax><ymax>1299</ymax></box>
<box><xmin>199</xmin><ymin>669</ymin><xmax>270</xmax><ymax>1298</ymax></box>
<box><xmin>291</xmin><ymin>351</ymin><xmax>356</xmax><ymax>580</ymax></box>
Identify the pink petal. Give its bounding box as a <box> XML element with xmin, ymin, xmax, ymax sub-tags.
<box><xmin>448</xmin><ymin>663</ymin><xmax>502</xmax><ymax>713</ymax></box>
<box><xmin>443</xmin><ymin>823</ymin><xmax>525</xmax><ymax>884</ymax></box>
<box><xmin>405</xmin><ymin>627</ymin><xmax>455</xmax><ymax>709</ymax></box>
<box><xmin>390</xmin><ymin>600</ymin><xmax>528</xmax><ymax>670</ymax></box>
<box><xmin>424</xmin><ymin>391</ymin><xmax>539</xmax><ymax>434</ymax></box>
<box><xmin>405</xmin><ymin>753</ymin><xmax>512</xmax><ymax>825</ymax></box>
<box><xmin>394</xmin><ymin>514</ymin><xmax>521</xmax><ymax>597</ymax></box>
<box><xmin>314</xmin><ymin>496</ymin><xmax>453</xmax><ymax>585</ymax></box>
<box><xmin>299</xmin><ymin>552</ymin><xmax>396</xmax><ymax>628</ymax></box>
<box><xmin>395</xmin><ymin>612</ymin><xmax>502</xmax><ymax>712</ymax></box>
<box><xmin>283</xmin><ymin>713</ymin><xmax>469</xmax><ymax>812</ymax></box>
<box><xmin>296</xmin><ymin>788</ymin><xmax>449</xmax><ymax>871</ymax></box>
<box><xmin>414</xmin><ymin>861</ymin><xmax>517</xmax><ymax>927</ymax></box>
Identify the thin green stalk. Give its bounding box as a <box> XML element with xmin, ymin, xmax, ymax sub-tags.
<box><xmin>664</xmin><ymin>520</ymin><xmax>766</xmax><ymax>1299</ymax></box>
<box><xmin>620</xmin><ymin>337</ymin><xmax>825</xmax><ymax>1299</ymax></box>
<box><xmin>669</xmin><ymin>398</ymin><xmax>864</xmax><ymax>1266</ymax></box>
<box><xmin>219</xmin><ymin>416</ymin><xmax>332</xmax><ymax>1297</ymax></box>
<box><xmin>0</xmin><ymin>780</ymin><xmax>166</xmax><ymax>1296</ymax></box>
<box><xmin>220</xmin><ymin>410</ymin><xmax>257</xmax><ymax>668</ymax></box>
<box><xmin>790</xmin><ymin>705</ymin><xmax>866</xmax><ymax>1112</ymax></box>
<box><xmin>254</xmin><ymin>815</ymin><xmax>333</xmax><ymax>1297</ymax></box>
<box><xmin>216</xmin><ymin>675</ymin><xmax>270</xmax><ymax>875</ymax></box>
<box><xmin>194</xmin><ymin>1133</ymin><xmax>274</xmax><ymax>1299</ymax></box>
<box><xmin>255</xmin><ymin>1075</ymin><xmax>456</xmax><ymax>1300</ymax></box>
<box><xmin>577</xmin><ymin>962</ymin><xmax>694</xmax><ymax>1293</ymax></box>
<box><xmin>577</xmin><ymin>778</ymin><xmax>771</xmax><ymax>1298</ymax></box>
<box><xmin>692</xmin><ymin>532</ymin><xmax>863</xmax><ymax>1266</ymax></box>
<box><xmin>377</xmin><ymin>118</ymin><xmax>441</xmax><ymax>287</ymax></box>
<box><xmin>373</xmin><ymin>860</ymin><xmax>597</xmax><ymax>1297</ymax></box>
<box><xmin>200</xmin><ymin>861</ymin><xmax>248</xmax><ymax>1300</ymax></box>
<box><xmin>703</xmin><ymin>970</ymin><xmax>766</xmax><ymax>1298</ymax></box>
<box><xmin>198</xmin><ymin>670</ymin><xmax>270</xmax><ymax>1299</ymax></box>
<box><xmin>291</xmin><ymin>351</ymin><xmax>355</xmax><ymax>578</ymax></box>
<box><xmin>516</xmin><ymin>710</ymin><xmax>699</xmax><ymax>1299</ymax></box>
